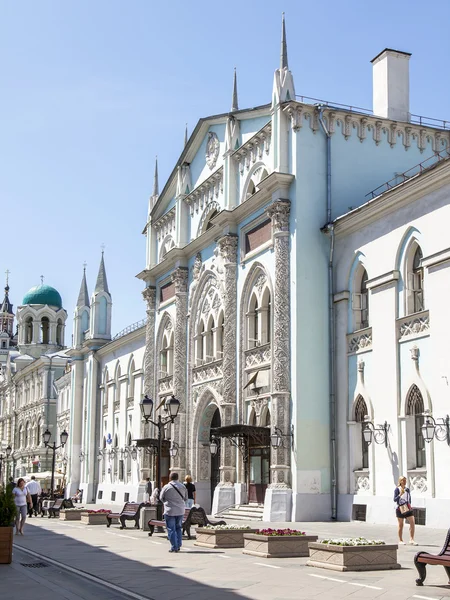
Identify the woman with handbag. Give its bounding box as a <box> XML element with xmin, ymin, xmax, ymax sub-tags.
<box><xmin>394</xmin><ymin>476</ymin><xmax>418</xmax><ymax>545</ymax></box>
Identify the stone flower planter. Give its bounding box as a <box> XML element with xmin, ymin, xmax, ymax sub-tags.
<box><xmin>60</xmin><ymin>511</ymin><xmax>83</xmax><ymax>521</ymax></box>
<box><xmin>0</xmin><ymin>527</ymin><xmax>13</xmax><ymax>564</ymax></box>
<box><xmin>243</xmin><ymin>533</ymin><xmax>318</xmax><ymax>558</ymax></box>
<box><xmin>195</xmin><ymin>529</ymin><xmax>258</xmax><ymax>549</ymax></box>
<box><xmin>80</xmin><ymin>512</ymin><xmax>110</xmax><ymax>525</ymax></box>
<box><xmin>307</xmin><ymin>542</ymin><xmax>400</xmax><ymax>572</ymax></box>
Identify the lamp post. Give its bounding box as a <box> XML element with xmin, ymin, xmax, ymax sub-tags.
<box><xmin>140</xmin><ymin>395</ymin><xmax>180</xmax><ymax>491</ymax></box>
<box><xmin>43</xmin><ymin>429</ymin><xmax>68</xmax><ymax>499</ymax></box>
<box><xmin>421</xmin><ymin>413</ymin><xmax>450</xmax><ymax>445</ymax></box>
<box><xmin>0</xmin><ymin>445</ymin><xmax>12</xmax><ymax>484</ymax></box>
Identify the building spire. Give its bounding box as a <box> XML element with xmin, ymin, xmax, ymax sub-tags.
<box><xmin>77</xmin><ymin>263</ymin><xmax>90</xmax><ymax>308</ymax></box>
<box><xmin>184</xmin><ymin>124</ymin><xmax>188</xmax><ymax>147</ymax></box>
<box><xmin>95</xmin><ymin>251</ymin><xmax>110</xmax><ymax>295</ymax></box>
<box><xmin>153</xmin><ymin>156</ymin><xmax>159</xmax><ymax>197</ymax></box>
<box><xmin>231</xmin><ymin>67</ymin><xmax>239</xmax><ymax>112</ymax></box>
<box><xmin>281</xmin><ymin>12</ymin><xmax>288</xmax><ymax>70</ymax></box>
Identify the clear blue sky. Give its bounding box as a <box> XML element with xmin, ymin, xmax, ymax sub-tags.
<box><xmin>2</xmin><ymin>0</ymin><xmax>449</xmax><ymax>342</ymax></box>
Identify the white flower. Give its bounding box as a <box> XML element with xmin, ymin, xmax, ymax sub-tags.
<box><xmin>320</xmin><ymin>537</ymin><xmax>385</xmax><ymax>546</ymax></box>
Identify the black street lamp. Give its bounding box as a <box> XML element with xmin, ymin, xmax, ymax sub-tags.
<box><xmin>139</xmin><ymin>394</ymin><xmax>180</xmax><ymax>491</ymax></box>
<box><xmin>422</xmin><ymin>414</ymin><xmax>450</xmax><ymax>445</ymax></box>
<box><xmin>0</xmin><ymin>445</ymin><xmax>12</xmax><ymax>483</ymax></box>
<box><xmin>43</xmin><ymin>429</ymin><xmax>68</xmax><ymax>499</ymax></box>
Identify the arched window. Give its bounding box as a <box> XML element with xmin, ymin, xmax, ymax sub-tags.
<box><xmin>248</xmin><ymin>293</ymin><xmax>259</xmax><ymax>348</ymax></box>
<box><xmin>24</xmin><ymin>422</ymin><xmax>29</xmax><ymax>447</ymax></box>
<box><xmin>160</xmin><ymin>336</ymin><xmax>168</xmax><ymax>376</ymax></box>
<box><xmin>196</xmin><ymin>320</ymin><xmax>205</xmax><ymax>364</ymax></box>
<box><xmin>353</xmin><ymin>268</ymin><xmax>369</xmax><ymax>331</ymax></box>
<box><xmin>205</xmin><ymin>315</ymin><xmax>214</xmax><ymax>362</ymax></box>
<box><xmin>98</xmin><ymin>296</ymin><xmax>108</xmax><ymax>335</ymax></box>
<box><xmin>25</xmin><ymin>317</ymin><xmax>33</xmax><ymax>344</ymax></box>
<box><xmin>80</xmin><ymin>310</ymin><xmax>89</xmax><ymax>341</ymax></box>
<box><xmin>354</xmin><ymin>396</ymin><xmax>369</xmax><ymax>470</ymax></box>
<box><xmin>246</xmin><ymin>180</ymin><xmax>256</xmax><ymax>200</ymax></box>
<box><xmin>126</xmin><ymin>432</ymin><xmax>132</xmax><ymax>481</ymax></box>
<box><xmin>18</xmin><ymin>424</ymin><xmax>24</xmax><ymax>448</ymax></box>
<box><xmin>41</xmin><ymin>317</ymin><xmax>50</xmax><ymax>344</ymax></box>
<box><xmin>206</xmin><ymin>210</ymin><xmax>218</xmax><ymax>231</ymax></box>
<box><xmin>249</xmin><ymin>410</ymin><xmax>257</xmax><ymax>426</ymax></box>
<box><xmin>408</xmin><ymin>247</ymin><xmax>424</xmax><ymax>314</ymax></box>
<box><xmin>262</xmin><ymin>409</ymin><xmax>271</xmax><ymax>428</ymax></box>
<box><xmin>406</xmin><ymin>385</ymin><xmax>426</xmax><ymax>468</ymax></box>
<box><xmin>216</xmin><ymin>311</ymin><xmax>224</xmax><ymax>358</ymax></box>
<box><xmin>37</xmin><ymin>419</ymin><xmax>41</xmax><ymax>447</ymax></box>
<box><xmin>56</xmin><ymin>319</ymin><xmax>63</xmax><ymax>345</ymax></box>
<box><xmin>261</xmin><ymin>288</ymin><xmax>271</xmax><ymax>344</ymax></box>
<box><xmin>128</xmin><ymin>360</ymin><xmax>135</xmax><ymax>399</ymax></box>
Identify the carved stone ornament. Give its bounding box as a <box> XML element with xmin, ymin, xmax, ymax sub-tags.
<box><xmin>217</xmin><ymin>234</ymin><xmax>238</xmax><ymax>264</ymax></box>
<box><xmin>172</xmin><ymin>268</ymin><xmax>188</xmax><ymax>294</ymax></box>
<box><xmin>347</xmin><ymin>329</ymin><xmax>372</xmax><ymax>354</ymax></box>
<box><xmin>206</xmin><ymin>132</ymin><xmax>220</xmax><ymax>169</ymax></box>
<box><xmin>355</xmin><ymin>475</ymin><xmax>370</xmax><ymax>493</ymax></box>
<box><xmin>267</xmin><ymin>200</ymin><xmax>290</xmax><ymax>235</ymax></box>
<box><xmin>410</xmin><ymin>474</ymin><xmax>427</xmax><ymax>494</ymax></box>
<box><xmin>398</xmin><ymin>314</ymin><xmax>430</xmax><ymax>340</ymax></box>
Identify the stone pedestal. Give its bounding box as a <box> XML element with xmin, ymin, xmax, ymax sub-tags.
<box><xmin>262</xmin><ymin>488</ymin><xmax>292</xmax><ymax>522</ymax></box>
<box><xmin>140</xmin><ymin>506</ymin><xmax>158</xmax><ymax>531</ymax></box>
<box><xmin>212</xmin><ymin>485</ymin><xmax>235</xmax><ymax>515</ymax></box>
<box><xmin>307</xmin><ymin>542</ymin><xmax>400</xmax><ymax>572</ymax></box>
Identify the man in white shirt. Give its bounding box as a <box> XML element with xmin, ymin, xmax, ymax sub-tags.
<box><xmin>26</xmin><ymin>476</ymin><xmax>41</xmax><ymax>517</ymax></box>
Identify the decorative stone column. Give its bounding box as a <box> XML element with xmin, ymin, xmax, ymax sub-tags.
<box><xmin>264</xmin><ymin>199</ymin><xmax>292</xmax><ymax>521</ymax></box>
<box><xmin>212</xmin><ymin>234</ymin><xmax>238</xmax><ymax>514</ymax></box>
<box><xmin>170</xmin><ymin>268</ymin><xmax>188</xmax><ymax>479</ymax></box>
<box><xmin>140</xmin><ymin>287</ymin><xmax>156</xmax><ymax>487</ymax></box>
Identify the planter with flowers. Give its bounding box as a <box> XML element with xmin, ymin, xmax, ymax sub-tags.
<box><xmin>80</xmin><ymin>509</ymin><xmax>112</xmax><ymax>525</ymax></box>
<box><xmin>0</xmin><ymin>486</ymin><xmax>16</xmax><ymax>564</ymax></box>
<box><xmin>307</xmin><ymin>537</ymin><xmax>400</xmax><ymax>571</ymax></box>
<box><xmin>243</xmin><ymin>529</ymin><xmax>318</xmax><ymax>558</ymax></box>
<box><xmin>60</xmin><ymin>508</ymin><xmax>85</xmax><ymax>521</ymax></box>
<box><xmin>195</xmin><ymin>525</ymin><xmax>258</xmax><ymax>549</ymax></box>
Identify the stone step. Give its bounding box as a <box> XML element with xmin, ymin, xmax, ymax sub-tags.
<box><xmin>220</xmin><ymin>513</ymin><xmax>263</xmax><ymax>521</ymax></box>
<box><xmin>226</xmin><ymin>509</ymin><xmax>264</xmax><ymax>516</ymax></box>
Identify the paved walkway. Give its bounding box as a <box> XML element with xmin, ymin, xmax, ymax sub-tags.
<box><xmin>2</xmin><ymin>516</ymin><xmax>450</xmax><ymax>600</ymax></box>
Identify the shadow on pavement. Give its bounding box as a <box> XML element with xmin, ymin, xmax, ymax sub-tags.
<box><xmin>13</xmin><ymin>522</ymin><xmax>250</xmax><ymax>600</ymax></box>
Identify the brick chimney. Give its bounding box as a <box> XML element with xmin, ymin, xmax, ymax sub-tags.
<box><xmin>371</xmin><ymin>48</ymin><xmax>411</xmax><ymax>122</ymax></box>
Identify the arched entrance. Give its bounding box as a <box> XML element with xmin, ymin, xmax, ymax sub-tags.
<box><xmin>210</xmin><ymin>407</ymin><xmax>221</xmax><ymax>507</ymax></box>
<box><xmin>195</xmin><ymin>400</ymin><xmax>221</xmax><ymax>512</ymax></box>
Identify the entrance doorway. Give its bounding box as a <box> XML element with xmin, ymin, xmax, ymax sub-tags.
<box><xmin>248</xmin><ymin>447</ymin><xmax>270</xmax><ymax>503</ymax></box>
<box><xmin>210</xmin><ymin>407</ymin><xmax>221</xmax><ymax>507</ymax></box>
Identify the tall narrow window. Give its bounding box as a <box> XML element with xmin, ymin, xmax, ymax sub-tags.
<box><xmin>41</xmin><ymin>317</ymin><xmax>50</xmax><ymax>344</ymax></box>
<box><xmin>56</xmin><ymin>319</ymin><xmax>63</xmax><ymax>345</ymax></box>
<box><xmin>412</xmin><ymin>247</ymin><xmax>424</xmax><ymax>313</ymax></box>
<box><xmin>247</xmin><ymin>294</ymin><xmax>259</xmax><ymax>348</ymax></box>
<box><xmin>353</xmin><ymin>268</ymin><xmax>369</xmax><ymax>331</ymax></box>
<box><xmin>354</xmin><ymin>396</ymin><xmax>369</xmax><ymax>470</ymax></box>
<box><xmin>407</xmin><ymin>385</ymin><xmax>426</xmax><ymax>468</ymax></box>
<box><xmin>160</xmin><ymin>337</ymin><xmax>168</xmax><ymax>376</ymax></box>
<box><xmin>25</xmin><ymin>317</ymin><xmax>33</xmax><ymax>344</ymax></box>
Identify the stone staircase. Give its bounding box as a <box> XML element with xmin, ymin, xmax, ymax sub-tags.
<box><xmin>219</xmin><ymin>503</ymin><xmax>264</xmax><ymax>521</ymax></box>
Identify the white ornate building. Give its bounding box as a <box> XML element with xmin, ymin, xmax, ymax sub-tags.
<box><xmin>6</xmin><ymin>20</ymin><xmax>450</xmax><ymax>527</ymax></box>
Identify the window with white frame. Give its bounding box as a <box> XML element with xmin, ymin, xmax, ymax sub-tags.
<box><xmin>406</xmin><ymin>245</ymin><xmax>424</xmax><ymax>315</ymax></box>
<box><xmin>352</xmin><ymin>267</ymin><xmax>369</xmax><ymax>331</ymax></box>
<box><xmin>406</xmin><ymin>385</ymin><xmax>426</xmax><ymax>469</ymax></box>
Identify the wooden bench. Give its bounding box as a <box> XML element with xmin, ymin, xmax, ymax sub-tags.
<box><xmin>48</xmin><ymin>498</ymin><xmax>74</xmax><ymax>518</ymax></box>
<box><xmin>106</xmin><ymin>502</ymin><xmax>143</xmax><ymax>529</ymax></box>
<box><xmin>148</xmin><ymin>506</ymin><xmax>226</xmax><ymax>540</ymax></box>
<box><xmin>414</xmin><ymin>528</ymin><xmax>450</xmax><ymax>586</ymax></box>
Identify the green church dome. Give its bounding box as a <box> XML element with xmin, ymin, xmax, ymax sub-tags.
<box><xmin>23</xmin><ymin>284</ymin><xmax>63</xmax><ymax>309</ymax></box>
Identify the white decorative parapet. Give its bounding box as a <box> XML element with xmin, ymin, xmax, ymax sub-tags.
<box><xmin>192</xmin><ymin>359</ymin><xmax>223</xmax><ymax>385</ymax></box>
<box><xmin>347</xmin><ymin>328</ymin><xmax>372</xmax><ymax>354</ymax></box>
<box><xmin>244</xmin><ymin>343</ymin><xmax>271</xmax><ymax>369</ymax></box>
<box><xmin>232</xmin><ymin>123</ymin><xmax>272</xmax><ymax>175</ymax></box>
<box><xmin>397</xmin><ymin>311</ymin><xmax>430</xmax><ymax>341</ymax></box>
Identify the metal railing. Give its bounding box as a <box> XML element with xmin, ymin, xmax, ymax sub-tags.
<box><xmin>295</xmin><ymin>95</ymin><xmax>450</xmax><ymax>130</ymax></box>
<box><xmin>365</xmin><ymin>149</ymin><xmax>450</xmax><ymax>200</ymax></box>
<box><xmin>112</xmin><ymin>318</ymin><xmax>146</xmax><ymax>341</ymax></box>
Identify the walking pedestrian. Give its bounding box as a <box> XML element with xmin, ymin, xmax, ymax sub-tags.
<box><xmin>394</xmin><ymin>475</ymin><xmax>418</xmax><ymax>545</ymax></box>
<box><xmin>144</xmin><ymin>478</ymin><xmax>152</xmax><ymax>503</ymax></box>
<box><xmin>160</xmin><ymin>472</ymin><xmax>187</xmax><ymax>553</ymax></box>
<box><xmin>184</xmin><ymin>475</ymin><xmax>196</xmax><ymax>508</ymax></box>
<box><xmin>12</xmin><ymin>478</ymin><xmax>32</xmax><ymax>535</ymax></box>
<box><xmin>26</xmin><ymin>476</ymin><xmax>41</xmax><ymax>517</ymax></box>
<box><xmin>7</xmin><ymin>476</ymin><xmax>15</xmax><ymax>492</ymax></box>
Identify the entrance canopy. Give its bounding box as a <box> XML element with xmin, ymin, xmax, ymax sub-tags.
<box><xmin>134</xmin><ymin>438</ymin><xmax>170</xmax><ymax>449</ymax></box>
<box><xmin>211</xmin><ymin>424</ymin><xmax>270</xmax><ymax>447</ymax></box>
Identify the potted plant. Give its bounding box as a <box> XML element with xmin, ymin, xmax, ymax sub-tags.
<box><xmin>80</xmin><ymin>509</ymin><xmax>111</xmax><ymax>525</ymax></box>
<box><xmin>195</xmin><ymin>525</ymin><xmax>257</xmax><ymax>549</ymax></box>
<box><xmin>243</xmin><ymin>528</ymin><xmax>318</xmax><ymax>558</ymax></box>
<box><xmin>0</xmin><ymin>486</ymin><xmax>16</xmax><ymax>564</ymax></box>
<box><xmin>307</xmin><ymin>537</ymin><xmax>400</xmax><ymax>571</ymax></box>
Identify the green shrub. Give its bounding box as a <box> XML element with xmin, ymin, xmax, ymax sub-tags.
<box><xmin>0</xmin><ymin>486</ymin><xmax>16</xmax><ymax>527</ymax></box>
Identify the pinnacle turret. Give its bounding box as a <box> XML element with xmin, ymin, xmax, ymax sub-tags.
<box><xmin>231</xmin><ymin>68</ymin><xmax>239</xmax><ymax>112</ymax></box>
<box><xmin>76</xmin><ymin>264</ymin><xmax>90</xmax><ymax>308</ymax></box>
<box><xmin>95</xmin><ymin>252</ymin><xmax>110</xmax><ymax>295</ymax></box>
<box><xmin>281</xmin><ymin>12</ymin><xmax>288</xmax><ymax>70</ymax></box>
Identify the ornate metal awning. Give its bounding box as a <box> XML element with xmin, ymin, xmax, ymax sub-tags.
<box><xmin>134</xmin><ymin>438</ymin><xmax>170</xmax><ymax>449</ymax></box>
<box><xmin>211</xmin><ymin>424</ymin><xmax>270</xmax><ymax>447</ymax></box>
